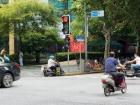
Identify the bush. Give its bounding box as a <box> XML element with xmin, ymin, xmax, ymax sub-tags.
<box><xmin>56</xmin><ymin>52</ymin><xmax>78</xmax><ymax>61</ymax></box>
<box><xmin>9</xmin><ymin>53</ymin><xmax>35</xmax><ymax>64</ymax></box>
<box><xmin>56</xmin><ymin>52</ymin><xmax>104</xmax><ymax>61</ymax></box>
<box><xmin>9</xmin><ymin>54</ymin><xmax>18</xmax><ymax>62</ymax></box>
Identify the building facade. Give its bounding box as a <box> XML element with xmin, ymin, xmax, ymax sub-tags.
<box><xmin>49</xmin><ymin>0</ymin><xmax>73</xmax><ymax>10</ymax></box>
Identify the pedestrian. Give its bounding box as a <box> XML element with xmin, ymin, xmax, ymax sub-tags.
<box><xmin>76</xmin><ymin>58</ymin><xmax>80</xmax><ymax>68</ymax></box>
<box><xmin>1</xmin><ymin>48</ymin><xmax>6</xmax><ymax>56</ymax></box>
<box><xmin>19</xmin><ymin>51</ymin><xmax>23</xmax><ymax>66</ymax></box>
<box><xmin>0</xmin><ymin>48</ymin><xmax>10</xmax><ymax>63</ymax></box>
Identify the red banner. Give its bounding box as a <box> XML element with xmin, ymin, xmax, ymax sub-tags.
<box><xmin>69</xmin><ymin>35</ymin><xmax>85</xmax><ymax>52</ymax></box>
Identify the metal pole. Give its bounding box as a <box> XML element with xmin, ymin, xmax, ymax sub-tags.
<box><xmin>80</xmin><ymin>42</ymin><xmax>82</xmax><ymax>71</ymax></box>
<box><xmin>64</xmin><ymin>0</ymin><xmax>68</xmax><ymax>10</ymax></box>
<box><xmin>84</xmin><ymin>2</ymin><xmax>88</xmax><ymax>72</ymax></box>
<box><xmin>85</xmin><ymin>16</ymin><xmax>88</xmax><ymax>60</ymax></box>
<box><xmin>67</xmin><ymin>47</ymin><xmax>70</xmax><ymax>71</ymax></box>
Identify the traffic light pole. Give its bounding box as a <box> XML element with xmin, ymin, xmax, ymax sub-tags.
<box><xmin>67</xmin><ymin>47</ymin><xmax>70</xmax><ymax>70</ymax></box>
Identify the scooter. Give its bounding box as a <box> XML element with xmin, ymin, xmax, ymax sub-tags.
<box><xmin>125</xmin><ymin>64</ymin><xmax>140</xmax><ymax>77</ymax></box>
<box><xmin>101</xmin><ymin>73</ymin><xmax>127</xmax><ymax>96</ymax></box>
<box><xmin>41</xmin><ymin>63</ymin><xmax>65</xmax><ymax>77</ymax></box>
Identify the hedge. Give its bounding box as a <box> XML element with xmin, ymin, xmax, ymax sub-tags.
<box><xmin>9</xmin><ymin>52</ymin><xmax>104</xmax><ymax>64</ymax></box>
<box><xmin>56</xmin><ymin>52</ymin><xmax>104</xmax><ymax>61</ymax></box>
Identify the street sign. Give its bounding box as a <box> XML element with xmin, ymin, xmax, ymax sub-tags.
<box><xmin>76</xmin><ymin>36</ymin><xmax>85</xmax><ymax>42</ymax></box>
<box><xmin>91</xmin><ymin>10</ymin><xmax>104</xmax><ymax>17</ymax></box>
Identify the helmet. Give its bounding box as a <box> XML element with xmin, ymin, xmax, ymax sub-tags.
<box><xmin>49</xmin><ymin>55</ymin><xmax>54</xmax><ymax>59</ymax></box>
<box><xmin>109</xmin><ymin>51</ymin><xmax>115</xmax><ymax>57</ymax></box>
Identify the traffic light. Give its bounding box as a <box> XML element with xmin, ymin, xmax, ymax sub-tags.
<box><xmin>65</xmin><ymin>35</ymin><xmax>70</xmax><ymax>49</ymax></box>
<box><xmin>61</xmin><ymin>15</ymin><xmax>70</xmax><ymax>35</ymax></box>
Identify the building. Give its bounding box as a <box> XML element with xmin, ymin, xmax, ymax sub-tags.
<box><xmin>48</xmin><ymin>0</ymin><xmax>73</xmax><ymax>10</ymax></box>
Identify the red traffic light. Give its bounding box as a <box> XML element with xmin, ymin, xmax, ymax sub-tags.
<box><xmin>61</xmin><ymin>15</ymin><xmax>70</xmax><ymax>35</ymax></box>
<box><xmin>61</xmin><ymin>15</ymin><xmax>69</xmax><ymax>23</ymax></box>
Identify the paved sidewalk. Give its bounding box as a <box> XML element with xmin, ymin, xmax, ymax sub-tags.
<box><xmin>59</xmin><ymin>60</ymin><xmax>77</xmax><ymax>65</ymax></box>
<box><xmin>22</xmin><ymin>60</ymin><xmax>103</xmax><ymax>76</ymax></box>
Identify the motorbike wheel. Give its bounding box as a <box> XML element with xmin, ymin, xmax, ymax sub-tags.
<box><xmin>125</xmin><ymin>71</ymin><xmax>134</xmax><ymax>77</ymax></box>
<box><xmin>121</xmin><ymin>83</ymin><xmax>127</xmax><ymax>93</ymax></box>
<box><xmin>104</xmin><ymin>87</ymin><xmax>111</xmax><ymax>96</ymax></box>
<box><xmin>43</xmin><ymin>70</ymin><xmax>49</xmax><ymax>77</ymax></box>
<box><xmin>135</xmin><ymin>72</ymin><xmax>140</xmax><ymax>77</ymax></box>
<box><xmin>61</xmin><ymin>71</ymin><xmax>65</xmax><ymax>76</ymax></box>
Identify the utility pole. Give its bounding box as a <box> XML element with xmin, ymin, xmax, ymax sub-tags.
<box><xmin>84</xmin><ymin>2</ymin><xmax>88</xmax><ymax>72</ymax></box>
<box><xmin>64</xmin><ymin>0</ymin><xmax>68</xmax><ymax>10</ymax></box>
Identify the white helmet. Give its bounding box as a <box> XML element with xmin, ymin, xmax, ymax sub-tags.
<box><xmin>49</xmin><ymin>55</ymin><xmax>54</xmax><ymax>59</ymax></box>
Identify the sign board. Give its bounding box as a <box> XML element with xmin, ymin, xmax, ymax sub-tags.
<box><xmin>91</xmin><ymin>10</ymin><xmax>104</xmax><ymax>17</ymax></box>
<box><xmin>76</xmin><ymin>36</ymin><xmax>85</xmax><ymax>42</ymax></box>
<box><xmin>70</xmin><ymin>41</ymin><xmax>85</xmax><ymax>52</ymax></box>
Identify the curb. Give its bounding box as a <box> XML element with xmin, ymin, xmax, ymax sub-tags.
<box><xmin>65</xmin><ymin>71</ymin><xmax>103</xmax><ymax>76</ymax></box>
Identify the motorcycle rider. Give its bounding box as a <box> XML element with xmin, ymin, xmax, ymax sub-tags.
<box><xmin>105</xmin><ymin>51</ymin><xmax>125</xmax><ymax>87</ymax></box>
<box><xmin>47</xmin><ymin>55</ymin><xmax>58</xmax><ymax>74</ymax></box>
<box><xmin>126</xmin><ymin>53</ymin><xmax>140</xmax><ymax>75</ymax></box>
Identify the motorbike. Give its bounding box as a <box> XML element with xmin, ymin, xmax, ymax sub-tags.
<box><xmin>41</xmin><ymin>62</ymin><xmax>65</xmax><ymax>77</ymax></box>
<box><xmin>101</xmin><ymin>72</ymin><xmax>127</xmax><ymax>96</ymax></box>
<box><xmin>125</xmin><ymin>64</ymin><xmax>140</xmax><ymax>77</ymax></box>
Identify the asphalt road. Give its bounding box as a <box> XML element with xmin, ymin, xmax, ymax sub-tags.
<box><xmin>0</xmin><ymin>66</ymin><xmax>140</xmax><ymax>105</ymax></box>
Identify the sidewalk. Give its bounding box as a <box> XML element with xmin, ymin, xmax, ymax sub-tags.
<box><xmin>60</xmin><ymin>60</ymin><xmax>77</xmax><ymax>65</ymax></box>
<box><xmin>22</xmin><ymin>60</ymin><xmax>103</xmax><ymax>76</ymax></box>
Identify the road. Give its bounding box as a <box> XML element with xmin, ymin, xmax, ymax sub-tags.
<box><xmin>0</xmin><ymin>66</ymin><xmax>140</xmax><ymax>105</ymax></box>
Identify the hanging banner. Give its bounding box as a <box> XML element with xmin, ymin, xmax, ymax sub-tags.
<box><xmin>68</xmin><ymin>34</ymin><xmax>85</xmax><ymax>52</ymax></box>
<box><xmin>70</xmin><ymin>41</ymin><xmax>85</xmax><ymax>52</ymax></box>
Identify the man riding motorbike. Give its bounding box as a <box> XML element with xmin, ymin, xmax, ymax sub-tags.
<box><xmin>126</xmin><ymin>53</ymin><xmax>140</xmax><ymax>75</ymax></box>
<box><xmin>105</xmin><ymin>51</ymin><xmax>125</xmax><ymax>87</ymax></box>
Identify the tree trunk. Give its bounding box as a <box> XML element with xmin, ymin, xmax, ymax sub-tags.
<box><xmin>104</xmin><ymin>29</ymin><xmax>111</xmax><ymax>60</ymax></box>
<box><xmin>35</xmin><ymin>52</ymin><xmax>40</xmax><ymax>64</ymax></box>
<box><xmin>103</xmin><ymin>23</ymin><xmax>111</xmax><ymax>60</ymax></box>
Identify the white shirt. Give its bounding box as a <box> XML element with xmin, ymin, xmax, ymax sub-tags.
<box><xmin>47</xmin><ymin>59</ymin><xmax>56</xmax><ymax>68</ymax></box>
<box><xmin>135</xmin><ymin>56</ymin><xmax>140</xmax><ymax>65</ymax></box>
<box><xmin>19</xmin><ymin>52</ymin><xmax>23</xmax><ymax>58</ymax></box>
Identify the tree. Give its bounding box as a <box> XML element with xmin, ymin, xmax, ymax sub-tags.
<box><xmin>71</xmin><ymin>0</ymin><xmax>130</xmax><ymax>60</ymax></box>
<box><xmin>0</xmin><ymin>0</ymin><xmax>59</xmax><ymax>63</ymax></box>
<box><xmin>122</xmin><ymin>0</ymin><xmax>140</xmax><ymax>54</ymax></box>
<box><xmin>22</xmin><ymin>27</ymin><xmax>60</xmax><ymax>63</ymax></box>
